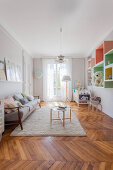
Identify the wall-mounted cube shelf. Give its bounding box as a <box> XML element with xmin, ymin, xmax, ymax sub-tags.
<box><xmin>96</xmin><ymin>43</ymin><xmax>104</xmax><ymax>64</ymax></box>
<box><xmin>91</xmin><ymin>58</ymin><xmax>95</xmax><ymax>68</ymax></box>
<box><xmin>87</xmin><ymin>41</ymin><xmax>113</xmax><ymax>88</ymax></box>
<box><xmin>96</xmin><ymin>41</ymin><xmax>113</xmax><ymax>64</ymax></box>
<box><xmin>93</xmin><ymin>62</ymin><xmax>104</xmax><ymax>87</ymax></box>
<box><xmin>87</xmin><ymin>56</ymin><xmax>92</xmax><ymax>86</ymax></box>
<box><xmin>104</xmin><ymin>49</ymin><xmax>113</xmax><ymax>88</ymax></box>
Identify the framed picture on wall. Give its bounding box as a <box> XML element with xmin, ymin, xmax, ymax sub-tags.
<box><xmin>17</xmin><ymin>65</ymin><xmax>22</xmax><ymax>82</ymax></box>
<box><xmin>10</xmin><ymin>63</ymin><xmax>16</xmax><ymax>81</ymax></box>
<box><xmin>5</xmin><ymin>58</ymin><xmax>12</xmax><ymax>81</ymax></box>
<box><xmin>0</xmin><ymin>59</ymin><xmax>6</xmax><ymax>81</ymax></box>
<box><xmin>15</xmin><ymin>65</ymin><xmax>22</xmax><ymax>82</ymax></box>
<box><xmin>5</xmin><ymin>58</ymin><xmax>22</xmax><ymax>82</ymax></box>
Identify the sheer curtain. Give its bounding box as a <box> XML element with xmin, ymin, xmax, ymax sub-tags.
<box><xmin>42</xmin><ymin>59</ymin><xmax>72</xmax><ymax>101</ymax></box>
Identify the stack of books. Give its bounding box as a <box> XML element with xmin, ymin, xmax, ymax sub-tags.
<box><xmin>57</xmin><ymin>106</ymin><xmax>67</xmax><ymax>110</ymax></box>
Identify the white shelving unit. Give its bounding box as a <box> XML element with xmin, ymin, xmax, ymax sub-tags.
<box><xmin>0</xmin><ymin>99</ymin><xmax>4</xmax><ymax>141</ymax></box>
<box><xmin>87</xmin><ymin>56</ymin><xmax>92</xmax><ymax>86</ymax></box>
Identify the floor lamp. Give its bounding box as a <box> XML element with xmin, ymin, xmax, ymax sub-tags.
<box><xmin>62</xmin><ymin>75</ymin><xmax>71</xmax><ymax>104</ymax></box>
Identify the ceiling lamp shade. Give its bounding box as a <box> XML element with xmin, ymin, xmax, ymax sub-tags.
<box><xmin>56</xmin><ymin>55</ymin><xmax>65</xmax><ymax>63</ymax></box>
<box><xmin>62</xmin><ymin>75</ymin><xmax>71</xmax><ymax>82</ymax></box>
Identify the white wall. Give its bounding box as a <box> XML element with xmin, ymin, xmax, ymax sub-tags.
<box><xmin>23</xmin><ymin>51</ymin><xmax>33</xmax><ymax>95</ymax></box>
<box><xmin>33</xmin><ymin>58</ymin><xmax>43</xmax><ymax>100</ymax></box>
<box><xmin>0</xmin><ymin>25</ymin><xmax>23</xmax><ymax>98</ymax></box>
<box><xmin>86</xmin><ymin>30</ymin><xmax>113</xmax><ymax>118</ymax></box>
<box><xmin>0</xmin><ymin>25</ymin><xmax>33</xmax><ymax>98</ymax></box>
<box><xmin>33</xmin><ymin>58</ymin><xmax>85</xmax><ymax>100</ymax></box>
<box><xmin>72</xmin><ymin>58</ymin><xmax>85</xmax><ymax>88</ymax></box>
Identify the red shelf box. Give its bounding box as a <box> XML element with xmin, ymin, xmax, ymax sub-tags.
<box><xmin>96</xmin><ymin>41</ymin><xmax>113</xmax><ymax>64</ymax></box>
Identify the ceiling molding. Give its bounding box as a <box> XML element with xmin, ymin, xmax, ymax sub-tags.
<box><xmin>0</xmin><ymin>22</ymin><xmax>32</xmax><ymax>57</ymax></box>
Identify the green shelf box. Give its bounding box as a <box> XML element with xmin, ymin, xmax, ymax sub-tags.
<box><xmin>93</xmin><ymin>62</ymin><xmax>104</xmax><ymax>87</ymax></box>
<box><xmin>105</xmin><ymin>49</ymin><xmax>113</xmax><ymax>66</ymax></box>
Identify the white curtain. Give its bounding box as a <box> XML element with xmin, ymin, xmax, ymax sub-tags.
<box><xmin>43</xmin><ymin>59</ymin><xmax>72</xmax><ymax>101</ymax></box>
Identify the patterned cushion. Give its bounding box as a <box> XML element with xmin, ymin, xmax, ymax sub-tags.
<box><xmin>4</xmin><ymin>97</ymin><xmax>14</xmax><ymax>114</ymax></box>
<box><xmin>8</xmin><ymin>101</ymin><xmax>19</xmax><ymax>112</ymax></box>
<box><xmin>91</xmin><ymin>96</ymin><xmax>101</xmax><ymax>105</ymax></box>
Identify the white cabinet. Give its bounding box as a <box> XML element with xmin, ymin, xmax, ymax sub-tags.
<box><xmin>73</xmin><ymin>89</ymin><xmax>90</xmax><ymax>106</ymax></box>
<box><xmin>0</xmin><ymin>99</ymin><xmax>4</xmax><ymax>141</ymax></box>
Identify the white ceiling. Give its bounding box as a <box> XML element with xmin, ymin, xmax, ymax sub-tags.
<box><xmin>0</xmin><ymin>0</ymin><xmax>113</xmax><ymax>58</ymax></box>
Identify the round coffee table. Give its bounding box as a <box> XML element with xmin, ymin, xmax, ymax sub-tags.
<box><xmin>50</xmin><ymin>106</ymin><xmax>71</xmax><ymax>127</ymax></box>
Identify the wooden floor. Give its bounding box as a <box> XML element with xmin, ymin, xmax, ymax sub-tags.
<box><xmin>1</xmin><ymin>102</ymin><xmax>113</xmax><ymax>170</ymax></box>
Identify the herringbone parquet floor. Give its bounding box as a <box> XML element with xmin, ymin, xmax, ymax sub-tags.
<box><xmin>0</xmin><ymin>102</ymin><xmax>113</xmax><ymax>170</ymax></box>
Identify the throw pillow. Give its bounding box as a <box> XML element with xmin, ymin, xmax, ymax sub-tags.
<box><xmin>20</xmin><ymin>97</ymin><xmax>28</xmax><ymax>105</ymax></box>
<box><xmin>14</xmin><ymin>93</ymin><xmax>23</xmax><ymax>101</ymax></box>
<box><xmin>22</xmin><ymin>93</ymin><xmax>28</xmax><ymax>100</ymax></box>
<box><xmin>4</xmin><ymin>96</ymin><xmax>14</xmax><ymax>114</ymax></box>
<box><xmin>27</xmin><ymin>95</ymin><xmax>34</xmax><ymax>101</ymax></box>
<box><xmin>8</xmin><ymin>101</ymin><xmax>19</xmax><ymax>112</ymax></box>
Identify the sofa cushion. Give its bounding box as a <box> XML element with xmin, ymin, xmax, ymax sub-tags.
<box><xmin>27</xmin><ymin>95</ymin><xmax>34</xmax><ymax>101</ymax></box>
<box><xmin>22</xmin><ymin>93</ymin><xmax>28</xmax><ymax>100</ymax></box>
<box><xmin>14</xmin><ymin>93</ymin><xmax>23</xmax><ymax>101</ymax></box>
<box><xmin>19</xmin><ymin>107</ymin><xmax>30</xmax><ymax>120</ymax></box>
<box><xmin>30</xmin><ymin>99</ymin><xmax>38</xmax><ymax>107</ymax></box>
<box><xmin>8</xmin><ymin>100</ymin><xmax>22</xmax><ymax>111</ymax></box>
<box><xmin>20</xmin><ymin>97</ymin><xmax>29</xmax><ymax>105</ymax></box>
<box><xmin>8</xmin><ymin>101</ymin><xmax>19</xmax><ymax>112</ymax></box>
<box><xmin>4</xmin><ymin>97</ymin><xmax>14</xmax><ymax>114</ymax></box>
<box><xmin>24</xmin><ymin>103</ymin><xmax>34</xmax><ymax>111</ymax></box>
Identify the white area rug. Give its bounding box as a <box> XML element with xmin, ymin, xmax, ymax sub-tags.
<box><xmin>10</xmin><ymin>106</ymin><xmax>86</xmax><ymax>136</ymax></box>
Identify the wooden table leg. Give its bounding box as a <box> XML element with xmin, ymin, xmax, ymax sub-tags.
<box><xmin>101</xmin><ymin>104</ymin><xmax>102</xmax><ymax>112</ymax></box>
<box><xmin>50</xmin><ymin>109</ymin><xmax>52</xmax><ymax>125</ymax></box>
<box><xmin>58</xmin><ymin>111</ymin><xmax>60</xmax><ymax>118</ymax></box>
<box><xmin>88</xmin><ymin>104</ymin><xmax>90</xmax><ymax>112</ymax></box>
<box><xmin>70</xmin><ymin>108</ymin><xmax>71</xmax><ymax>122</ymax></box>
<box><xmin>92</xmin><ymin>105</ymin><xmax>94</xmax><ymax>112</ymax></box>
<box><xmin>63</xmin><ymin>111</ymin><xmax>65</xmax><ymax>127</ymax></box>
<box><xmin>96</xmin><ymin>105</ymin><xmax>98</xmax><ymax>112</ymax></box>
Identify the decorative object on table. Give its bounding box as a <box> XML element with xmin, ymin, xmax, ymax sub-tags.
<box><xmin>56</xmin><ymin>106</ymin><xmax>67</xmax><ymax>110</ymax></box>
<box><xmin>88</xmin><ymin>96</ymin><xmax>102</xmax><ymax>112</ymax></box>
<box><xmin>94</xmin><ymin>71</ymin><xmax>103</xmax><ymax>87</ymax></box>
<box><xmin>0</xmin><ymin>59</ymin><xmax>6</xmax><ymax>81</ymax></box>
<box><xmin>62</xmin><ymin>75</ymin><xmax>71</xmax><ymax>103</ymax></box>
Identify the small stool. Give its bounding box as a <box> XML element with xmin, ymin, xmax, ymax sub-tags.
<box><xmin>88</xmin><ymin>102</ymin><xmax>102</xmax><ymax>112</ymax></box>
